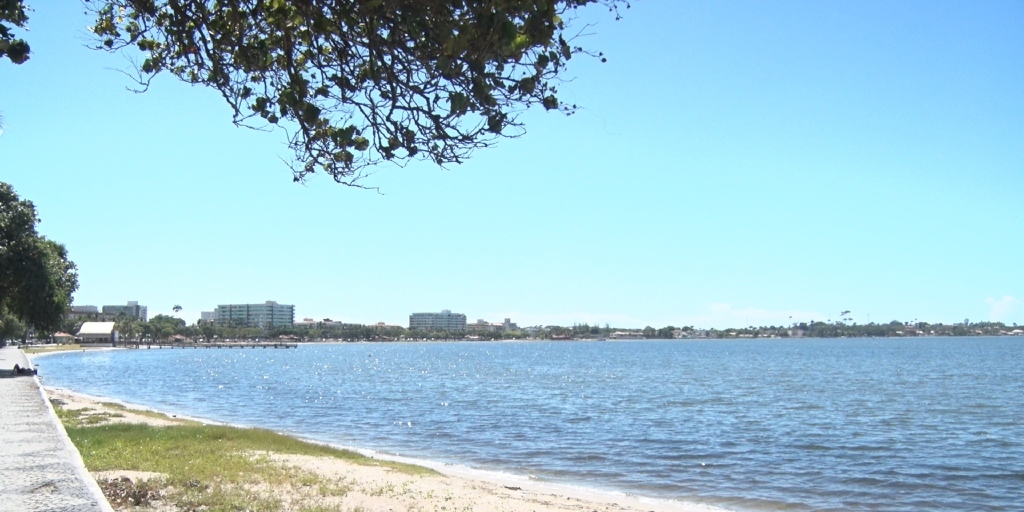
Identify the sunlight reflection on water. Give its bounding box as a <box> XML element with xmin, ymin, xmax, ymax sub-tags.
<box><xmin>40</xmin><ymin>337</ymin><xmax>1024</xmax><ymax>511</ymax></box>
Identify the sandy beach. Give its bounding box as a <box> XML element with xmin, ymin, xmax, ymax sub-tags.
<box><xmin>43</xmin><ymin>386</ymin><xmax>723</xmax><ymax>512</ymax></box>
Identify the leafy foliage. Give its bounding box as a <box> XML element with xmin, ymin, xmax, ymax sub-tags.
<box><xmin>86</xmin><ymin>0</ymin><xmax>627</xmax><ymax>184</ymax></box>
<box><xmin>0</xmin><ymin>182</ymin><xmax>78</xmax><ymax>334</ymax></box>
<box><xmin>0</xmin><ymin>0</ymin><xmax>30</xmax><ymax>64</ymax></box>
<box><xmin>0</xmin><ymin>311</ymin><xmax>26</xmax><ymax>342</ymax></box>
<box><xmin>143</xmin><ymin>313</ymin><xmax>186</xmax><ymax>340</ymax></box>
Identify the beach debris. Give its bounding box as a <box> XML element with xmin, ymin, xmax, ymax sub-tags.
<box><xmin>503</xmin><ymin>485</ymin><xmax>522</xmax><ymax>491</ymax></box>
<box><xmin>30</xmin><ymin>481</ymin><xmax>58</xmax><ymax>494</ymax></box>
<box><xmin>100</xmin><ymin>476</ymin><xmax>161</xmax><ymax>507</ymax></box>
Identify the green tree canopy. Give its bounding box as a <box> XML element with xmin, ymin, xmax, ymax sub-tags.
<box><xmin>6</xmin><ymin>0</ymin><xmax>625</xmax><ymax>185</ymax></box>
<box><xmin>0</xmin><ymin>182</ymin><xmax>79</xmax><ymax>333</ymax></box>
<box><xmin>0</xmin><ymin>0</ymin><xmax>30</xmax><ymax>64</ymax></box>
<box><xmin>150</xmin><ymin>314</ymin><xmax>187</xmax><ymax>330</ymax></box>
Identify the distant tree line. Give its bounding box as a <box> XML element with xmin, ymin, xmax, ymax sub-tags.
<box><xmin>49</xmin><ymin>315</ymin><xmax>524</xmax><ymax>343</ymax></box>
<box><xmin>702</xmin><ymin>320</ymin><xmax>1020</xmax><ymax>339</ymax></box>
<box><xmin>13</xmin><ymin>314</ymin><xmax>1021</xmax><ymax>345</ymax></box>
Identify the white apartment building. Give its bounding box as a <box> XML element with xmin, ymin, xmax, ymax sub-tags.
<box><xmin>214</xmin><ymin>301</ymin><xmax>295</xmax><ymax>328</ymax></box>
<box><xmin>409</xmin><ymin>310</ymin><xmax>467</xmax><ymax>331</ymax></box>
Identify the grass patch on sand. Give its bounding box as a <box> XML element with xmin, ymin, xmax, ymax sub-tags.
<box><xmin>52</xmin><ymin>401</ymin><xmax>435</xmax><ymax>511</ymax></box>
<box><xmin>52</xmin><ymin>403</ymin><xmax>124</xmax><ymax>427</ymax></box>
<box><xmin>65</xmin><ymin>421</ymin><xmax>435</xmax><ymax>477</ymax></box>
<box><xmin>98</xmin><ymin>401</ymin><xmax>201</xmax><ymax>423</ymax></box>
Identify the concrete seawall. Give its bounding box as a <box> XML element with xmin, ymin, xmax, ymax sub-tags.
<box><xmin>0</xmin><ymin>347</ymin><xmax>113</xmax><ymax>512</ymax></box>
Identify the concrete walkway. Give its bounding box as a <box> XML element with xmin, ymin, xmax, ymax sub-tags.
<box><xmin>0</xmin><ymin>347</ymin><xmax>112</xmax><ymax>512</ymax></box>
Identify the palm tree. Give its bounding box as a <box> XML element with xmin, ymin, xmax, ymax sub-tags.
<box><xmin>114</xmin><ymin>312</ymin><xmax>137</xmax><ymax>342</ymax></box>
<box><xmin>173</xmin><ymin>304</ymin><xmax>182</xmax><ymax>315</ymax></box>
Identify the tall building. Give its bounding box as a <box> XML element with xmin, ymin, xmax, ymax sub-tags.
<box><xmin>70</xmin><ymin>305</ymin><xmax>98</xmax><ymax>314</ymax></box>
<box><xmin>503</xmin><ymin>318</ymin><xmax>519</xmax><ymax>331</ymax></box>
<box><xmin>67</xmin><ymin>305</ymin><xmax>99</xmax><ymax>319</ymax></box>
<box><xmin>409</xmin><ymin>310</ymin><xmax>467</xmax><ymax>331</ymax></box>
<box><xmin>466</xmin><ymin>317</ymin><xmax>520</xmax><ymax>332</ymax></box>
<box><xmin>102</xmin><ymin>301</ymin><xmax>148</xmax><ymax>322</ymax></box>
<box><xmin>466</xmin><ymin>319</ymin><xmax>502</xmax><ymax>332</ymax></box>
<box><xmin>214</xmin><ymin>301</ymin><xmax>295</xmax><ymax>328</ymax></box>
<box><xmin>200</xmin><ymin>311</ymin><xmax>217</xmax><ymax>323</ymax></box>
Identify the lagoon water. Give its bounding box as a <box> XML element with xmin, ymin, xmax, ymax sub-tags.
<box><xmin>38</xmin><ymin>337</ymin><xmax>1024</xmax><ymax>511</ymax></box>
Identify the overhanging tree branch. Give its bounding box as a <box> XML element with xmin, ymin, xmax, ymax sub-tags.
<box><xmin>84</xmin><ymin>0</ymin><xmax>629</xmax><ymax>185</ymax></box>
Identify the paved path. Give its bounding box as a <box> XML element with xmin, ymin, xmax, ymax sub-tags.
<box><xmin>0</xmin><ymin>347</ymin><xmax>112</xmax><ymax>512</ymax></box>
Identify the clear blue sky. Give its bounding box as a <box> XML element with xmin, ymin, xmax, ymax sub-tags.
<box><xmin>2</xmin><ymin>1</ymin><xmax>1022</xmax><ymax>328</ymax></box>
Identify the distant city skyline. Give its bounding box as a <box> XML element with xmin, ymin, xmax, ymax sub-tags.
<box><xmin>75</xmin><ymin>299</ymin><xmax>1021</xmax><ymax>330</ymax></box>
<box><xmin>5</xmin><ymin>1</ymin><xmax>1022</xmax><ymax>330</ymax></box>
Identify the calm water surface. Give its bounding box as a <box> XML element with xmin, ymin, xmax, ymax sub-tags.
<box><xmin>38</xmin><ymin>338</ymin><xmax>1024</xmax><ymax>511</ymax></box>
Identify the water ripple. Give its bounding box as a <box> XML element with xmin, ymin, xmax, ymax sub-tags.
<box><xmin>38</xmin><ymin>337</ymin><xmax>1024</xmax><ymax>511</ymax></box>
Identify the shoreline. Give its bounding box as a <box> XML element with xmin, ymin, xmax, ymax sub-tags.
<box><xmin>40</xmin><ymin>382</ymin><xmax>726</xmax><ymax>512</ymax></box>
